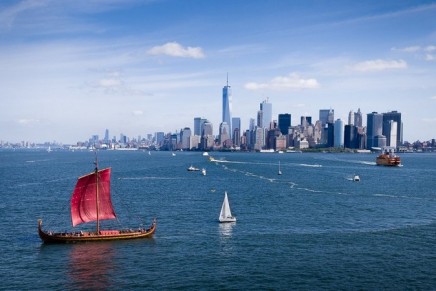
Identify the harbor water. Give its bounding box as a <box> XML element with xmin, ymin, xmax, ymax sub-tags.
<box><xmin>0</xmin><ymin>150</ymin><xmax>435</xmax><ymax>289</ymax></box>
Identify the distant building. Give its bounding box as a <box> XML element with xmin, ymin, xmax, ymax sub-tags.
<box><xmin>219</xmin><ymin>122</ymin><xmax>231</xmax><ymax>146</ymax></box>
<box><xmin>232</xmin><ymin>117</ymin><xmax>241</xmax><ymax>142</ymax></box>
<box><xmin>278</xmin><ymin>114</ymin><xmax>291</xmax><ymax>135</ymax></box>
<box><xmin>354</xmin><ymin>108</ymin><xmax>363</xmax><ymax>127</ymax></box>
<box><xmin>348</xmin><ymin>111</ymin><xmax>354</xmax><ymax>126</ymax></box>
<box><xmin>344</xmin><ymin>125</ymin><xmax>359</xmax><ymax>149</ymax></box>
<box><xmin>300</xmin><ymin>116</ymin><xmax>312</xmax><ymax>126</ymax></box>
<box><xmin>319</xmin><ymin>109</ymin><xmax>334</xmax><ymax>126</ymax></box>
<box><xmin>259</xmin><ymin>99</ymin><xmax>272</xmax><ymax>129</ymax></box>
<box><xmin>334</xmin><ymin>119</ymin><xmax>344</xmax><ymax>148</ymax></box>
<box><xmin>181</xmin><ymin>127</ymin><xmax>191</xmax><ymax>150</ymax></box>
<box><xmin>366</xmin><ymin>112</ymin><xmax>383</xmax><ymax>149</ymax></box>
<box><xmin>194</xmin><ymin>117</ymin><xmax>202</xmax><ymax>136</ymax></box>
<box><xmin>383</xmin><ymin>120</ymin><xmax>398</xmax><ymax>148</ymax></box>
<box><xmin>222</xmin><ymin>76</ymin><xmax>232</xmax><ymax>136</ymax></box>
<box><xmin>383</xmin><ymin>111</ymin><xmax>402</xmax><ymax>146</ymax></box>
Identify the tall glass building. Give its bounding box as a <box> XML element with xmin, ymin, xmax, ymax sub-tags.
<box><xmin>319</xmin><ymin>109</ymin><xmax>334</xmax><ymax>126</ymax></box>
<box><xmin>222</xmin><ymin>77</ymin><xmax>232</xmax><ymax>136</ymax></box>
<box><xmin>366</xmin><ymin>112</ymin><xmax>383</xmax><ymax>149</ymax></box>
<box><xmin>382</xmin><ymin>111</ymin><xmax>402</xmax><ymax>146</ymax></box>
<box><xmin>278</xmin><ymin>114</ymin><xmax>291</xmax><ymax>135</ymax></box>
<box><xmin>260</xmin><ymin>99</ymin><xmax>272</xmax><ymax>129</ymax></box>
<box><xmin>334</xmin><ymin>119</ymin><xmax>344</xmax><ymax>148</ymax></box>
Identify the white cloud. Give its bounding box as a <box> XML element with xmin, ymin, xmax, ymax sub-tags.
<box><xmin>351</xmin><ymin>59</ymin><xmax>407</xmax><ymax>72</ymax></box>
<box><xmin>425</xmin><ymin>54</ymin><xmax>435</xmax><ymax>61</ymax></box>
<box><xmin>98</xmin><ymin>78</ymin><xmax>122</xmax><ymax>87</ymax></box>
<box><xmin>431</xmin><ymin>96</ymin><xmax>436</xmax><ymax>100</ymax></box>
<box><xmin>17</xmin><ymin>118</ymin><xmax>40</xmax><ymax>126</ymax></box>
<box><xmin>147</xmin><ymin>42</ymin><xmax>205</xmax><ymax>59</ymax></box>
<box><xmin>244</xmin><ymin>73</ymin><xmax>320</xmax><ymax>91</ymax></box>
<box><xmin>421</xmin><ymin>117</ymin><xmax>436</xmax><ymax>123</ymax></box>
<box><xmin>132</xmin><ymin>110</ymin><xmax>143</xmax><ymax>116</ymax></box>
<box><xmin>391</xmin><ymin>46</ymin><xmax>421</xmax><ymax>53</ymax></box>
<box><xmin>0</xmin><ymin>0</ymin><xmax>49</xmax><ymax>29</ymax></box>
<box><xmin>425</xmin><ymin>45</ymin><xmax>436</xmax><ymax>52</ymax></box>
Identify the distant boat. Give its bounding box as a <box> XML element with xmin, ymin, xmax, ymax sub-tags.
<box><xmin>38</xmin><ymin>155</ymin><xmax>156</xmax><ymax>243</ymax></box>
<box><xmin>172</xmin><ymin>152</ymin><xmax>176</xmax><ymax>156</ymax></box>
<box><xmin>278</xmin><ymin>161</ymin><xmax>282</xmax><ymax>175</ymax></box>
<box><xmin>187</xmin><ymin>165</ymin><xmax>200</xmax><ymax>171</ymax></box>
<box><xmin>201</xmin><ymin>168</ymin><xmax>206</xmax><ymax>176</ymax></box>
<box><xmin>353</xmin><ymin>175</ymin><xmax>360</xmax><ymax>182</ymax></box>
<box><xmin>148</xmin><ymin>151</ymin><xmax>151</xmax><ymax>155</ymax></box>
<box><xmin>202</xmin><ymin>152</ymin><xmax>209</xmax><ymax>156</ymax></box>
<box><xmin>219</xmin><ymin>192</ymin><xmax>236</xmax><ymax>223</ymax></box>
<box><xmin>47</xmin><ymin>146</ymin><xmax>52</xmax><ymax>153</ymax></box>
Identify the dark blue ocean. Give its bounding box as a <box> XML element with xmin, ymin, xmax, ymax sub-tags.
<box><xmin>1</xmin><ymin>150</ymin><xmax>435</xmax><ymax>290</ymax></box>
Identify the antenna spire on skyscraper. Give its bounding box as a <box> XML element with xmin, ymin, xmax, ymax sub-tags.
<box><xmin>226</xmin><ymin>72</ymin><xmax>229</xmax><ymax>87</ymax></box>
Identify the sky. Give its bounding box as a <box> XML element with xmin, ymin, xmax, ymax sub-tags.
<box><xmin>1</xmin><ymin>0</ymin><xmax>435</xmax><ymax>144</ymax></box>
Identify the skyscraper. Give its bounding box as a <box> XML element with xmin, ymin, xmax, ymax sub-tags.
<box><xmin>194</xmin><ymin>117</ymin><xmax>202</xmax><ymax>136</ymax></box>
<box><xmin>181</xmin><ymin>127</ymin><xmax>191</xmax><ymax>150</ymax></box>
<box><xmin>348</xmin><ymin>111</ymin><xmax>354</xmax><ymax>126</ymax></box>
<box><xmin>232</xmin><ymin>117</ymin><xmax>241</xmax><ymax>141</ymax></box>
<box><xmin>334</xmin><ymin>119</ymin><xmax>344</xmax><ymax>148</ymax></box>
<box><xmin>260</xmin><ymin>98</ymin><xmax>272</xmax><ymax>129</ymax></box>
<box><xmin>222</xmin><ymin>76</ymin><xmax>232</xmax><ymax>136</ymax></box>
<box><xmin>319</xmin><ymin>109</ymin><xmax>334</xmax><ymax>126</ymax></box>
<box><xmin>383</xmin><ymin>120</ymin><xmax>398</xmax><ymax>148</ymax></box>
<box><xmin>367</xmin><ymin>112</ymin><xmax>383</xmax><ymax>149</ymax></box>
<box><xmin>104</xmin><ymin>129</ymin><xmax>109</xmax><ymax>143</ymax></box>
<box><xmin>278</xmin><ymin>114</ymin><xmax>291</xmax><ymax>135</ymax></box>
<box><xmin>382</xmin><ymin>111</ymin><xmax>402</xmax><ymax>146</ymax></box>
<box><xmin>300</xmin><ymin>116</ymin><xmax>312</xmax><ymax>126</ymax></box>
<box><xmin>354</xmin><ymin>108</ymin><xmax>363</xmax><ymax>127</ymax></box>
<box><xmin>219</xmin><ymin>122</ymin><xmax>231</xmax><ymax>146</ymax></box>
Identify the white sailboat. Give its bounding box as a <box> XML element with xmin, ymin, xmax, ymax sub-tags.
<box><xmin>219</xmin><ymin>191</ymin><xmax>236</xmax><ymax>223</ymax></box>
<box><xmin>278</xmin><ymin>161</ymin><xmax>282</xmax><ymax>175</ymax></box>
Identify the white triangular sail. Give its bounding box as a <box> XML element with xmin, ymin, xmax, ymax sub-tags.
<box><xmin>219</xmin><ymin>192</ymin><xmax>236</xmax><ymax>222</ymax></box>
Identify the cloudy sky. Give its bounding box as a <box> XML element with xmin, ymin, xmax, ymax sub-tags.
<box><xmin>1</xmin><ymin>0</ymin><xmax>435</xmax><ymax>144</ymax></box>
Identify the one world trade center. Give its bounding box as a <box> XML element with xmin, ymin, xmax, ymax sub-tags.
<box><xmin>222</xmin><ymin>75</ymin><xmax>232</xmax><ymax>135</ymax></box>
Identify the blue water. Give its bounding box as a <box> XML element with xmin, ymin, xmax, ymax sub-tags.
<box><xmin>1</xmin><ymin>150</ymin><xmax>435</xmax><ymax>289</ymax></box>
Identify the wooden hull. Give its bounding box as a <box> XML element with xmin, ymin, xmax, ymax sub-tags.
<box><xmin>38</xmin><ymin>219</ymin><xmax>156</xmax><ymax>244</ymax></box>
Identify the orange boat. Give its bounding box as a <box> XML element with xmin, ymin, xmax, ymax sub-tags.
<box><xmin>376</xmin><ymin>151</ymin><xmax>401</xmax><ymax>167</ymax></box>
<box><xmin>38</xmin><ymin>157</ymin><xmax>156</xmax><ymax>243</ymax></box>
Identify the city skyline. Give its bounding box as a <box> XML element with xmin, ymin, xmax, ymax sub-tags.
<box><xmin>1</xmin><ymin>1</ymin><xmax>435</xmax><ymax>144</ymax></box>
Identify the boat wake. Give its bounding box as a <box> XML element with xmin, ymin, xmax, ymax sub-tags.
<box><xmin>299</xmin><ymin>163</ymin><xmax>322</xmax><ymax>168</ymax></box>
<box><xmin>360</xmin><ymin>161</ymin><xmax>376</xmax><ymax>166</ymax></box>
<box><xmin>119</xmin><ymin>176</ymin><xmax>183</xmax><ymax>180</ymax></box>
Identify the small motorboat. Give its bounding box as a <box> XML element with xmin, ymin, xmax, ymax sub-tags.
<box><xmin>353</xmin><ymin>175</ymin><xmax>360</xmax><ymax>182</ymax></box>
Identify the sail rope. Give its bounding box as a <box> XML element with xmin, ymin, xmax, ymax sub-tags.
<box><xmin>111</xmin><ymin>187</ymin><xmax>147</xmax><ymax>229</ymax></box>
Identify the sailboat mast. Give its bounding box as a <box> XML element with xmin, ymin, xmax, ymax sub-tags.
<box><xmin>95</xmin><ymin>154</ymin><xmax>100</xmax><ymax>234</ymax></box>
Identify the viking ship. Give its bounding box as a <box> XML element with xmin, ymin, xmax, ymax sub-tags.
<box><xmin>38</xmin><ymin>157</ymin><xmax>156</xmax><ymax>243</ymax></box>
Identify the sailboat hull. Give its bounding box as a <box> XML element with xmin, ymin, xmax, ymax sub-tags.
<box><xmin>38</xmin><ymin>219</ymin><xmax>156</xmax><ymax>244</ymax></box>
<box><xmin>219</xmin><ymin>217</ymin><xmax>236</xmax><ymax>223</ymax></box>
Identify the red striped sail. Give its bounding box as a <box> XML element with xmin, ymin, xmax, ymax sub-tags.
<box><xmin>71</xmin><ymin>168</ymin><xmax>116</xmax><ymax>227</ymax></box>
